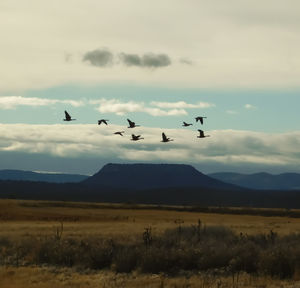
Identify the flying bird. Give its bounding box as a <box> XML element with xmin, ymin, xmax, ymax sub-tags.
<box><xmin>161</xmin><ymin>132</ymin><xmax>173</xmax><ymax>143</ymax></box>
<box><xmin>197</xmin><ymin>129</ymin><xmax>210</xmax><ymax>138</ymax></box>
<box><xmin>63</xmin><ymin>110</ymin><xmax>76</xmax><ymax>121</ymax></box>
<box><xmin>195</xmin><ymin>116</ymin><xmax>207</xmax><ymax>125</ymax></box>
<box><xmin>131</xmin><ymin>134</ymin><xmax>144</xmax><ymax>141</ymax></box>
<box><xmin>114</xmin><ymin>131</ymin><xmax>125</xmax><ymax>136</ymax></box>
<box><xmin>98</xmin><ymin>119</ymin><xmax>109</xmax><ymax>125</ymax></box>
<box><xmin>127</xmin><ymin>119</ymin><xmax>140</xmax><ymax>128</ymax></box>
<box><xmin>182</xmin><ymin>121</ymin><xmax>193</xmax><ymax>127</ymax></box>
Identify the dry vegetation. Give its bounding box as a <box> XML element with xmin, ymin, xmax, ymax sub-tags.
<box><xmin>1</xmin><ymin>199</ymin><xmax>300</xmax><ymax>287</ymax></box>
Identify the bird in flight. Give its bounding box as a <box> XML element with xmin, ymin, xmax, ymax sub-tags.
<box><xmin>182</xmin><ymin>121</ymin><xmax>193</xmax><ymax>127</ymax></box>
<box><xmin>161</xmin><ymin>132</ymin><xmax>173</xmax><ymax>143</ymax></box>
<box><xmin>131</xmin><ymin>134</ymin><xmax>144</xmax><ymax>141</ymax></box>
<box><xmin>127</xmin><ymin>119</ymin><xmax>140</xmax><ymax>128</ymax></box>
<box><xmin>98</xmin><ymin>119</ymin><xmax>109</xmax><ymax>125</ymax></box>
<box><xmin>195</xmin><ymin>116</ymin><xmax>207</xmax><ymax>125</ymax></box>
<box><xmin>63</xmin><ymin>110</ymin><xmax>76</xmax><ymax>121</ymax></box>
<box><xmin>197</xmin><ymin>129</ymin><xmax>210</xmax><ymax>138</ymax></box>
<box><xmin>114</xmin><ymin>131</ymin><xmax>125</xmax><ymax>136</ymax></box>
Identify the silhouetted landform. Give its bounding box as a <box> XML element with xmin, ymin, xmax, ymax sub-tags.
<box><xmin>0</xmin><ymin>164</ymin><xmax>300</xmax><ymax>209</ymax></box>
<box><xmin>209</xmin><ymin>172</ymin><xmax>300</xmax><ymax>190</ymax></box>
<box><xmin>82</xmin><ymin>163</ymin><xmax>241</xmax><ymax>190</ymax></box>
<box><xmin>0</xmin><ymin>169</ymin><xmax>88</xmax><ymax>183</ymax></box>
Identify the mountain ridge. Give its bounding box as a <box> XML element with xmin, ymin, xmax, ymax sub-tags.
<box><xmin>82</xmin><ymin>163</ymin><xmax>243</xmax><ymax>190</ymax></box>
<box><xmin>0</xmin><ymin>169</ymin><xmax>88</xmax><ymax>183</ymax></box>
<box><xmin>209</xmin><ymin>172</ymin><xmax>300</xmax><ymax>190</ymax></box>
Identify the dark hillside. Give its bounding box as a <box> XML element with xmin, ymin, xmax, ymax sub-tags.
<box><xmin>83</xmin><ymin>163</ymin><xmax>241</xmax><ymax>190</ymax></box>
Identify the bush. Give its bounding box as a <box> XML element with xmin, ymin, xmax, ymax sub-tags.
<box><xmin>112</xmin><ymin>245</ymin><xmax>138</xmax><ymax>273</ymax></box>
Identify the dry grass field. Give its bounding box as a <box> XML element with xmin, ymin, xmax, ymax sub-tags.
<box><xmin>1</xmin><ymin>199</ymin><xmax>300</xmax><ymax>287</ymax></box>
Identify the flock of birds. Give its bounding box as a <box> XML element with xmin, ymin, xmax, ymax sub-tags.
<box><xmin>63</xmin><ymin>110</ymin><xmax>210</xmax><ymax>142</ymax></box>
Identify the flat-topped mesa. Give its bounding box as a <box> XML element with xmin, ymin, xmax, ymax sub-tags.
<box><xmin>82</xmin><ymin>163</ymin><xmax>241</xmax><ymax>190</ymax></box>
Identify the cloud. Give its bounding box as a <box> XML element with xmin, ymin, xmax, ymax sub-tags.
<box><xmin>141</xmin><ymin>53</ymin><xmax>171</xmax><ymax>68</ymax></box>
<box><xmin>1</xmin><ymin>1</ymin><xmax>300</xmax><ymax>91</ymax></box>
<box><xmin>90</xmin><ymin>99</ymin><xmax>186</xmax><ymax>116</ymax></box>
<box><xmin>91</xmin><ymin>98</ymin><xmax>214</xmax><ymax>116</ymax></box>
<box><xmin>0</xmin><ymin>96</ymin><xmax>84</xmax><ymax>109</ymax></box>
<box><xmin>245</xmin><ymin>104</ymin><xmax>257</xmax><ymax>109</ymax></box>
<box><xmin>83</xmin><ymin>49</ymin><xmax>114</xmax><ymax>67</ymax></box>
<box><xmin>119</xmin><ymin>53</ymin><xmax>142</xmax><ymax>67</ymax></box>
<box><xmin>151</xmin><ymin>101</ymin><xmax>214</xmax><ymax>109</ymax></box>
<box><xmin>119</xmin><ymin>52</ymin><xmax>172</xmax><ymax>68</ymax></box>
<box><xmin>0</xmin><ymin>124</ymin><xmax>300</xmax><ymax>172</ymax></box>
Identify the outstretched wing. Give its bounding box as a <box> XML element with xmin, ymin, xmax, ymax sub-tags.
<box><xmin>199</xmin><ymin>117</ymin><xmax>203</xmax><ymax>125</ymax></box>
<box><xmin>127</xmin><ymin>118</ymin><xmax>135</xmax><ymax>127</ymax></box>
<box><xmin>162</xmin><ymin>132</ymin><xmax>168</xmax><ymax>141</ymax></box>
<box><xmin>65</xmin><ymin>110</ymin><xmax>71</xmax><ymax>120</ymax></box>
<box><xmin>198</xmin><ymin>129</ymin><xmax>204</xmax><ymax>137</ymax></box>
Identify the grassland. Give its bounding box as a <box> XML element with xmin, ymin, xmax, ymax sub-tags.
<box><xmin>1</xmin><ymin>199</ymin><xmax>300</xmax><ymax>287</ymax></box>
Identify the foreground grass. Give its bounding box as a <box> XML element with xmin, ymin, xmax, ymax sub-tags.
<box><xmin>1</xmin><ymin>199</ymin><xmax>300</xmax><ymax>287</ymax></box>
<box><xmin>1</xmin><ymin>222</ymin><xmax>300</xmax><ymax>279</ymax></box>
<box><xmin>1</xmin><ymin>266</ymin><xmax>299</xmax><ymax>288</ymax></box>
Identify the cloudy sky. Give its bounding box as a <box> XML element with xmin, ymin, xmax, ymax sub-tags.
<box><xmin>1</xmin><ymin>0</ymin><xmax>300</xmax><ymax>175</ymax></box>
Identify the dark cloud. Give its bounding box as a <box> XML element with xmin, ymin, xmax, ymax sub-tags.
<box><xmin>141</xmin><ymin>53</ymin><xmax>171</xmax><ymax>68</ymax></box>
<box><xmin>119</xmin><ymin>53</ymin><xmax>142</xmax><ymax>66</ymax></box>
<box><xmin>119</xmin><ymin>52</ymin><xmax>171</xmax><ymax>68</ymax></box>
<box><xmin>83</xmin><ymin>49</ymin><xmax>114</xmax><ymax>67</ymax></box>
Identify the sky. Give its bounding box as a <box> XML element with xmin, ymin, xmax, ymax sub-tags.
<box><xmin>1</xmin><ymin>0</ymin><xmax>300</xmax><ymax>175</ymax></box>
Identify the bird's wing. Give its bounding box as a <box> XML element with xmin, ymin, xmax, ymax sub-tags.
<box><xmin>198</xmin><ymin>130</ymin><xmax>204</xmax><ymax>137</ymax></box>
<box><xmin>127</xmin><ymin>119</ymin><xmax>134</xmax><ymax>125</ymax></box>
<box><xmin>162</xmin><ymin>132</ymin><xmax>167</xmax><ymax>141</ymax></box>
<box><xmin>200</xmin><ymin>118</ymin><xmax>203</xmax><ymax>124</ymax></box>
<box><xmin>65</xmin><ymin>111</ymin><xmax>71</xmax><ymax>120</ymax></box>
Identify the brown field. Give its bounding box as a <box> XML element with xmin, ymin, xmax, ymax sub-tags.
<box><xmin>1</xmin><ymin>199</ymin><xmax>300</xmax><ymax>287</ymax></box>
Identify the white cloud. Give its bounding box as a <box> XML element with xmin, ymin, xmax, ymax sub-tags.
<box><xmin>0</xmin><ymin>96</ymin><xmax>84</xmax><ymax>109</ymax></box>
<box><xmin>91</xmin><ymin>99</ymin><xmax>187</xmax><ymax>116</ymax></box>
<box><xmin>151</xmin><ymin>101</ymin><xmax>215</xmax><ymax>109</ymax></box>
<box><xmin>245</xmin><ymin>104</ymin><xmax>257</xmax><ymax>109</ymax></box>
<box><xmin>1</xmin><ymin>1</ymin><xmax>300</xmax><ymax>91</ymax></box>
<box><xmin>0</xmin><ymin>124</ymin><xmax>299</xmax><ymax>170</ymax></box>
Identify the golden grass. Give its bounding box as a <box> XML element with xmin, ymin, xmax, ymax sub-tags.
<box><xmin>0</xmin><ymin>199</ymin><xmax>300</xmax><ymax>241</ymax></box>
<box><xmin>0</xmin><ymin>266</ymin><xmax>299</xmax><ymax>288</ymax></box>
<box><xmin>1</xmin><ymin>199</ymin><xmax>300</xmax><ymax>287</ymax></box>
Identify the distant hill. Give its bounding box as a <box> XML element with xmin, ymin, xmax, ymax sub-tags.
<box><xmin>1</xmin><ymin>164</ymin><xmax>300</xmax><ymax>209</ymax></box>
<box><xmin>0</xmin><ymin>169</ymin><xmax>88</xmax><ymax>183</ymax></box>
<box><xmin>209</xmin><ymin>172</ymin><xmax>300</xmax><ymax>190</ymax></box>
<box><xmin>82</xmin><ymin>163</ymin><xmax>242</xmax><ymax>190</ymax></box>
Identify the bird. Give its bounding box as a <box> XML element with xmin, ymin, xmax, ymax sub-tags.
<box><xmin>63</xmin><ymin>110</ymin><xmax>76</xmax><ymax>121</ymax></box>
<box><xmin>161</xmin><ymin>132</ymin><xmax>173</xmax><ymax>142</ymax></box>
<box><xmin>98</xmin><ymin>119</ymin><xmax>109</xmax><ymax>125</ymax></box>
<box><xmin>114</xmin><ymin>131</ymin><xmax>125</xmax><ymax>136</ymax></box>
<box><xmin>131</xmin><ymin>134</ymin><xmax>144</xmax><ymax>141</ymax></box>
<box><xmin>182</xmin><ymin>121</ymin><xmax>193</xmax><ymax>127</ymax></box>
<box><xmin>127</xmin><ymin>119</ymin><xmax>140</xmax><ymax>128</ymax></box>
<box><xmin>195</xmin><ymin>116</ymin><xmax>207</xmax><ymax>125</ymax></box>
<box><xmin>197</xmin><ymin>129</ymin><xmax>210</xmax><ymax>138</ymax></box>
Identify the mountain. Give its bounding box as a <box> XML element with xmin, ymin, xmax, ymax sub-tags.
<box><xmin>0</xmin><ymin>169</ymin><xmax>88</xmax><ymax>183</ymax></box>
<box><xmin>209</xmin><ymin>172</ymin><xmax>300</xmax><ymax>190</ymax></box>
<box><xmin>82</xmin><ymin>163</ymin><xmax>242</xmax><ymax>190</ymax></box>
<box><xmin>1</xmin><ymin>164</ymin><xmax>300</xmax><ymax>208</ymax></box>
